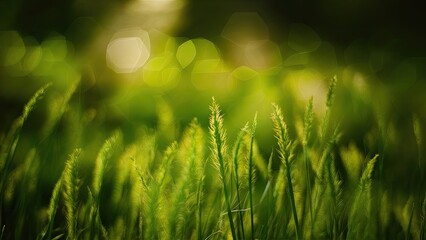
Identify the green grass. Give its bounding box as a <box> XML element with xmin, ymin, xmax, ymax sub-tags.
<box><xmin>271</xmin><ymin>103</ymin><xmax>301</xmax><ymax>239</ymax></box>
<box><xmin>0</xmin><ymin>77</ymin><xmax>425</xmax><ymax>240</ymax></box>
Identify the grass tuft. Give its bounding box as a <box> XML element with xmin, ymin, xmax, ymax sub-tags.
<box><xmin>92</xmin><ymin>130</ymin><xmax>122</xmax><ymax>197</ymax></box>
<box><xmin>321</xmin><ymin>75</ymin><xmax>338</xmax><ymax>142</ymax></box>
<box><xmin>63</xmin><ymin>148</ymin><xmax>81</xmax><ymax>240</ymax></box>
<box><xmin>271</xmin><ymin>103</ymin><xmax>301</xmax><ymax>239</ymax></box>
<box><xmin>168</xmin><ymin>119</ymin><xmax>205</xmax><ymax>239</ymax></box>
<box><xmin>347</xmin><ymin>154</ymin><xmax>379</xmax><ymax>239</ymax></box>
<box><xmin>303</xmin><ymin>97</ymin><xmax>314</xmax><ymax>235</ymax></box>
<box><xmin>90</xmin><ymin>130</ymin><xmax>122</xmax><ymax>239</ymax></box>
<box><xmin>38</xmin><ymin>176</ymin><xmax>62</xmax><ymax>240</ymax></box>
<box><xmin>248</xmin><ymin>113</ymin><xmax>257</xmax><ymax>240</ymax></box>
<box><xmin>209</xmin><ymin>97</ymin><xmax>237</xmax><ymax>240</ymax></box>
<box><xmin>1</xmin><ymin>80</ymin><xmax>425</xmax><ymax>239</ymax></box>
<box><xmin>0</xmin><ymin>83</ymin><xmax>51</xmax><ymax>202</ymax></box>
<box><xmin>232</xmin><ymin>122</ymin><xmax>249</xmax><ymax>240</ymax></box>
<box><xmin>0</xmin><ymin>225</ymin><xmax>4</xmax><ymax>240</ymax></box>
<box><xmin>421</xmin><ymin>194</ymin><xmax>426</xmax><ymax>240</ymax></box>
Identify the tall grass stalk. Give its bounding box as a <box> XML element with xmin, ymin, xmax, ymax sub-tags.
<box><xmin>90</xmin><ymin>131</ymin><xmax>121</xmax><ymax>239</ymax></box>
<box><xmin>155</xmin><ymin>141</ymin><xmax>178</xmax><ymax>187</ymax></box>
<box><xmin>63</xmin><ymin>148</ymin><xmax>81</xmax><ymax>240</ymax></box>
<box><xmin>232</xmin><ymin>122</ymin><xmax>249</xmax><ymax>240</ymax></box>
<box><xmin>303</xmin><ymin>97</ymin><xmax>314</xmax><ymax>235</ymax></box>
<box><xmin>271</xmin><ymin>104</ymin><xmax>301</xmax><ymax>239</ymax></box>
<box><xmin>273</xmin><ymin>166</ymin><xmax>292</xmax><ymax>239</ymax></box>
<box><xmin>248</xmin><ymin>113</ymin><xmax>257</xmax><ymax>240</ymax></box>
<box><xmin>321</xmin><ymin>75</ymin><xmax>337</xmax><ymax>143</ymax></box>
<box><xmin>14</xmin><ymin>149</ymin><xmax>38</xmax><ymax>239</ymax></box>
<box><xmin>413</xmin><ymin>115</ymin><xmax>422</xmax><ymax>171</ymax></box>
<box><xmin>92</xmin><ymin>131</ymin><xmax>121</xmax><ymax>198</ymax></box>
<box><xmin>112</xmin><ymin>146</ymin><xmax>139</xmax><ymax>240</ymax></box>
<box><xmin>146</xmin><ymin>142</ymin><xmax>178</xmax><ymax>239</ymax></box>
<box><xmin>406</xmin><ymin>202</ymin><xmax>415</xmax><ymax>240</ymax></box>
<box><xmin>312</xmin><ymin>125</ymin><xmax>340</xmax><ymax>229</ymax></box>
<box><xmin>0</xmin><ymin>83</ymin><xmax>51</xmax><ymax>204</ymax></box>
<box><xmin>326</xmin><ymin>157</ymin><xmax>343</xmax><ymax>239</ymax></box>
<box><xmin>311</xmin><ymin>78</ymin><xmax>339</xmax><ymax>236</ymax></box>
<box><xmin>182</xmin><ymin>120</ymin><xmax>206</xmax><ymax>240</ymax></box>
<box><xmin>413</xmin><ymin>114</ymin><xmax>424</xmax><ymax>201</ymax></box>
<box><xmin>259</xmin><ymin>150</ymin><xmax>274</xmax><ymax>238</ymax></box>
<box><xmin>168</xmin><ymin>120</ymin><xmax>204</xmax><ymax>239</ymax></box>
<box><xmin>197</xmin><ymin>171</ymin><xmax>205</xmax><ymax>240</ymax></box>
<box><xmin>0</xmin><ymin>225</ymin><xmax>4</xmax><ymax>240</ymax></box>
<box><xmin>347</xmin><ymin>154</ymin><xmax>379</xmax><ymax>240</ymax></box>
<box><xmin>41</xmin><ymin>79</ymin><xmax>79</xmax><ymax>139</ymax></box>
<box><xmin>420</xmin><ymin>195</ymin><xmax>426</xmax><ymax>240</ymax></box>
<box><xmin>209</xmin><ymin>98</ymin><xmax>237</xmax><ymax>240</ymax></box>
<box><xmin>259</xmin><ymin>151</ymin><xmax>274</xmax><ymax>204</ymax></box>
<box><xmin>131</xmin><ymin>157</ymin><xmax>146</xmax><ymax>240</ymax></box>
<box><xmin>39</xmin><ymin>176</ymin><xmax>63</xmax><ymax>240</ymax></box>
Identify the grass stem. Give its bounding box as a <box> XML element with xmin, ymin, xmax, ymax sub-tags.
<box><xmin>209</xmin><ymin>98</ymin><xmax>237</xmax><ymax>240</ymax></box>
<box><xmin>249</xmin><ymin>113</ymin><xmax>257</xmax><ymax>240</ymax></box>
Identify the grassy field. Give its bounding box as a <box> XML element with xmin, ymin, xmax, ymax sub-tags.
<box><xmin>1</xmin><ymin>26</ymin><xmax>426</xmax><ymax>239</ymax></box>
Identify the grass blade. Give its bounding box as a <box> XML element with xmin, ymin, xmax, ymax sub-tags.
<box><xmin>421</xmin><ymin>195</ymin><xmax>426</xmax><ymax>240</ymax></box>
<box><xmin>271</xmin><ymin>104</ymin><xmax>301</xmax><ymax>239</ymax></box>
<box><xmin>232</xmin><ymin>122</ymin><xmax>249</xmax><ymax>240</ymax></box>
<box><xmin>0</xmin><ymin>225</ymin><xmax>4</xmax><ymax>240</ymax></box>
<box><xmin>39</xmin><ymin>176</ymin><xmax>63</xmax><ymax>240</ymax></box>
<box><xmin>303</xmin><ymin>97</ymin><xmax>314</xmax><ymax>235</ymax></box>
<box><xmin>92</xmin><ymin>131</ymin><xmax>121</xmax><ymax>198</ymax></box>
<box><xmin>209</xmin><ymin>97</ymin><xmax>237</xmax><ymax>240</ymax></box>
<box><xmin>249</xmin><ymin>113</ymin><xmax>257</xmax><ymax>240</ymax></box>
<box><xmin>90</xmin><ymin>131</ymin><xmax>121</xmax><ymax>239</ymax></box>
<box><xmin>347</xmin><ymin>154</ymin><xmax>379</xmax><ymax>239</ymax></box>
<box><xmin>321</xmin><ymin>75</ymin><xmax>337</xmax><ymax>142</ymax></box>
<box><xmin>197</xmin><ymin>172</ymin><xmax>205</xmax><ymax>240</ymax></box>
<box><xmin>0</xmin><ymin>83</ymin><xmax>51</xmax><ymax>198</ymax></box>
<box><xmin>63</xmin><ymin>148</ymin><xmax>81</xmax><ymax>240</ymax></box>
<box><xmin>168</xmin><ymin>120</ymin><xmax>204</xmax><ymax>239</ymax></box>
<box><xmin>406</xmin><ymin>202</ymin><xmax>415</xmax><ymax>240</ymax></box>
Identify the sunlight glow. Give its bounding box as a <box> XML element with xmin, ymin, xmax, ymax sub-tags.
<box><xmin>0</xmin><ymin>31</ymin><xmax>26</xmax><ymax>66</ymax></box>
<box><xmin>221</xmin><ymin>12</ymin><xmax>269</xmax><ymax>46</ymax></box>
<box><xmin>106</xmin><ymin>29</ymin><xmax>150</xmax><ymax>73</ymax></box>
<box><xmin>244</xmin><ymin>40</ymin><xmax>281</xmax><ymax>70</ymax></box>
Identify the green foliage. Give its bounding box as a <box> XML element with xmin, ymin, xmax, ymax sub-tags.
<box><xmin>209</xmin><ymin>97</ymin><xmax>237</xmax><ymax>240</ymax></box>
<box><xmin>232</xmin><ymin>122</ymin><xmax>249</xmax><ymax>240</ymax></box>
<box><xmin>0</xmin><ymin>77</ymin><xmax>425</xmax><ymax>240</ymax></box>
<box><xmin>248</xmin><ymin>113</ymin><xmax>257</xmax><ymax>240</ymax></box>
<box><xmin>0</xmin><ymin>83</ymin><xmax>50</xmax><ymax>197</ymax></box>
<box><xmin>303</xmin><ymin>97</ymin><xmax>314</xmax><ymax>235</ymax></box>
<box><xmin>39</xmin><ymin>176</ymin><xmax>63</xmax><ymax>240</ymax></box>
<box><xmin>63</xmin><ymin>149</ymin><xmax>81</xmax><ymax>240</ymax></box>
<box><xmin>421</xmin><ymin>195</ymin><xmax>426</xmax><ymax>240</ymax></box>
<box><xmin>168</xmin><ymin>119</ymin><xmax>204</xmax><ymax>239</ymax></box>
<box><xmin>271</xmin><ymin>103</ymin><xmax>301</xmax><ymax>239</ymax></box>
<box><xmin>347</xmin><ymin>155</ymin><xmax>379</xmax><ymax>240</ymax></box>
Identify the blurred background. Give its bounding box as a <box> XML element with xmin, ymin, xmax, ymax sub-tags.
<box><xmin>1</xmin><ymin>0</ymin><xmax>426</xmax><ymax>195</ymax></box>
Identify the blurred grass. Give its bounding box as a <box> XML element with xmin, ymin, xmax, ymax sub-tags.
<box><xmin>1</xmin><ymin>18</ymin><xmax>426</xmax><ymax>239</ymax></box>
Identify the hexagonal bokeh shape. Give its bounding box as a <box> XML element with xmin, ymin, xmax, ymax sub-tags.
<box><xmin>106</xmin><ymin>29</ymin><xmax>150</xmax><ymax>73</ymax></box>
<box><xmin>0</xmin><ymin>31</ymin><xmax>26</xmax><ymax>66</ymax></box>
<box><xmin>244</xmin><ymin>40</ymin><xmax>282</xmax><ymax>70</ymax></box>
<box><xmin>287</xmin><ymin>23</ymin><xmax>321</xmax><ymax>53</ymax></box>
<box><xmin>221</xmin><ymin>12</ymin><xmax>269</xmax><ymax>46</ymax></box>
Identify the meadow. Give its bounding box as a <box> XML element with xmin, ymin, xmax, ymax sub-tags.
<box><xmin>1</xmin><ymin>28</ymin><xmax>426</xmax><ymax>239</ymax></box>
